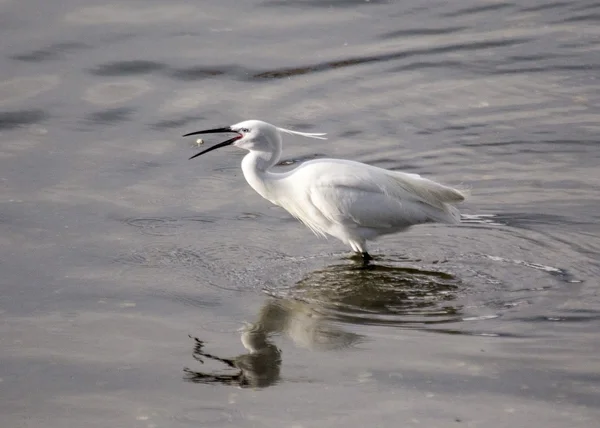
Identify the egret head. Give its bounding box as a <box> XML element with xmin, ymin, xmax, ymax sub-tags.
<box><xmin>230</xmin><ymin>120</ymin><xmax>281</xmax><ymax>152</ymax></box>
<box><xmin>184</xmin><ymin>120</ymin><xmax>326</xmax><ymax>160</ymax></box>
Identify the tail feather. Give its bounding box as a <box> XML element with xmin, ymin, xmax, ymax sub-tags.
<box><xmin>441</xmin><ymin>203</ymin><xmax>462</xmax><ymax>224</ymax></box>
<box><xmin>388</xmin><ymin>172</ymin><xmax>466</xmax><ymax>210</ymax></box>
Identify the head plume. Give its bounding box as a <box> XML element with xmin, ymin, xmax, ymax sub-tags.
<box><xmin>277</xmin><ymin>127</ymin><xmax>327</xmax><ymax>140</ymax></box>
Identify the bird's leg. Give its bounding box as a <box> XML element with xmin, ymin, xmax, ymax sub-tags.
<box><xmin>350</xmin><ymin>241</ymin><xmax>372</xmax><ymax>265</ymax></box>
<box><xmin>189</xmin><ymin>335</ymin><xmax>237</xmax><ymax>368</ymax></box>
<box><xmin>361</xmin><ymin>252</ymin><xmax>372</xmax><ymax>265</ymax></box>
<box><xmin>183</xmin><ymin>367</ymin><xmax>244</xmax><ymax>386</ymax></box>
<box><xmin>196</xmin><ymin>351</ymin><xmax>237</xmax><ymax>369</ymax></box>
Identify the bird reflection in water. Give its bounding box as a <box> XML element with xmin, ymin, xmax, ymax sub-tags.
<box><xmin>184</xmin><ymin>261</ymin><xmax>461</xmax><ymax>387</ymax></box>
<box><xmin>184</xmin><ymin>298</ymin><xmax>362</xmax><ymax>388</ymax></box>
<box><xmin>184</xmin><ymin>328</ymin><xmax>281</xmax><ymax>388</ymax></box>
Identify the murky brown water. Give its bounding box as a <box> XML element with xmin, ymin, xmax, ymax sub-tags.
<box><xmin>1</xmin><ymin>0</ymin><xmax>599</xmax><ymax>427</ymax></box>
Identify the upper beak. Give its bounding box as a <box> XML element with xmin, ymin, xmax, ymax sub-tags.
<box><xmin>183</xmin><ymin>126</ymin><xmax>242</xmax><ymax>160</ymax></box>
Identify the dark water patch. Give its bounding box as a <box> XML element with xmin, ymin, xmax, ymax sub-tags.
<box><xmin>151</xmin><ymin>35</ymin><xmax>530</xmax><ymax>84</ymax></box>
<box><xmin>558</xmin><ymin>308</ymin><xmax>600</xmax><ymax>319</ymax></box>
<box><xmin>442</xmin><ymin>2</ymin><xmax>515</xmax><ymax>18</ymax></box>
<box><xmin>560</xmin><ymin>39</ymin><xmax>600</xmax><ymax>50</ymax></box>
<box><xmin>390</xmin><ymin>60</ymin><xmax>466</xmax><ymax>73</ymax></box>
<box><xmin>460</xmin><ymin>138</ymin><xmax>599</xmax><ymax>150</ymax></box>
<box><xmin>572</xmin><ymin>2</ymin><xmax>600</xmax><ymax>12</ymax></box>
<box><xmin>149</xmin><ymin>115</ymin><xmax>204</xmax><ymax>130</ymax></box>
<box><xmin>519</xmin><ymin>1</ymin><xmax>571</xmax><ymax>13</ymax></box>
<box><xmin>558</xmin><ymin>12</ymin><xmax>600</xmax><ymax>23</ymax></box>
<box><xmin>492</xmin><ymin>64</ymin><xmax>600</xmax><ymax>74</ymax></box>
<box><xmin>167</xmin><ymin>66</ymin><xmax>228</xmax><ymax>81</ymax></box>
<box><xmin>380</xmin><ymin>26</ymin><xmax>468</xmax><ymax>39</ymax></box>
<box><xmin>85</xmin><ymin>107</ymin><xmax>135</xmax><ymax>125</ymax></box>
<box><xmin>423</xmin><ymin>123</ymin><xmax>486</xmax><ymax>133</ymax></box>
<box><xmin>0</xmin><ymin>110</ymin><xmax>48</xmax><ymax>130</ymax></box>
<box><xmin>261</xmin><ymin>0</ymin><xmax>390</xmax><ymax>8</ymax></box>
<box><xmin>89</xmin><ymin>60</ymin><xmax>167</xmax><ymax>76</ymax></box>
<box><xmin>508</xmin><ymin>53</ymin><xmax>565</xmax><ymax>62</ymax></box>
<box><xmin>252</xmin><ymin>37</ymin><xmax>530</xmax><ymax>80</ymax></box>
<box><xmin>10</xmin><ymin>42</ymin><xmax>90</xmax><ymax>62</ymax></box>
<box><xmin>385</xmin><ymin>162</ymin><xmax>422</xmax><ymax>171</ymax></box>
<box><xmin>338</xmin><ymin>129</ymin><xmax>363</xmax><ymax>138</ymax></box>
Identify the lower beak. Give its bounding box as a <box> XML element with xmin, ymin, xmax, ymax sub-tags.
<box><xmin>183</xmin><ymin>126</ymin><xmax>241</xmax><ymax>160</ymax></box>
<box><xmin>188</xmin><ymin>135</ymin><xmax>241</xmax><ymax>160</ymax></box>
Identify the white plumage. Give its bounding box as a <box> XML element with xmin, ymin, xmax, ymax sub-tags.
<box><xmin>185</xmin><ymin>119</ymin><xmax>465</xmax><ymax>263</ymax></box>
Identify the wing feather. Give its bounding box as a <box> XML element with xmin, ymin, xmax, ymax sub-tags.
<box><xmin>297</xmin><ymin>160</ymin><xmax>465</xmax><ymax>229</ymax></box>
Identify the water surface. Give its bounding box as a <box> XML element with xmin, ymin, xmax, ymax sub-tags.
<box><xmin>1</xmin><ymin>0</ymin><xmax>599</xmax><ymax>427</ymax></box>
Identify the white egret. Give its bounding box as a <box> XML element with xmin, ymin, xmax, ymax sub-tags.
<box><xmin>184</xmin><ymin>120</ymin><xmax>465</xmax><ymax>264</ymax></box>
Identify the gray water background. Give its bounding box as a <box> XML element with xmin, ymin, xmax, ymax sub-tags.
<box><xmin>1</xmin><ymin>0</ymin><xmax>599</xmax><ymax>427</ymax></box>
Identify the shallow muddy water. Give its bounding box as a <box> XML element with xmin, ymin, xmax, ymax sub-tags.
<box><xmin>1</xmin><ymin>0</ymin><xmax>599</xmax><ymax>427</ymax></box>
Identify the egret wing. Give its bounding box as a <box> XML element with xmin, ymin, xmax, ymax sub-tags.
<box><xmin>305</xmin><ymin>162</ymin><xmax>463</xmax><ymax>229</ymax></box>
<box><xmin>309</xmin><ymin>182</ymin><xmax>436</xmax><ymax>230</ymax></box>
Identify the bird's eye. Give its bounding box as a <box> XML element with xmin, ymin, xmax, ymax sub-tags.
<box><xmin>240</xmin><ymin>128</ymin><xmax>249</xmax><ymax>133</ymax></box>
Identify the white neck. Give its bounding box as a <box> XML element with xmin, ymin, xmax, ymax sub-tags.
<box><xmin>241</xmin><ymin>147</ymin><xmax>282</xmax><ymax>203</ymax></box>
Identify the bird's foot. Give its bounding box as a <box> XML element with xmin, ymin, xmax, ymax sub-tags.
<box><xmin>349</xmin><ymin>251</ymin><xmax>375</xmax><ymax>268</ymax></box>
<box><xmin>189</xmin><ymin>335</ymin><xmax>237</xmax><ymax>369</ymax></box>
<box><xmin>361</xmin><ymin>252</ymin><xmax>372</xmax><ymax>266</ymax></box>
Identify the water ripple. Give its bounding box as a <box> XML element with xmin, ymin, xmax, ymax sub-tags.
<box><xmin>380</xmin><ymin>26</ymin><xmax>468</xmax><ymax>39</ymax></box>
<box><xmin>167</xmin><ymin>66</ymin><xmax>228</xmax><ymax>81</ymax></box>
<box><xmin>442</xmin><ymin>2</ymin><xmax>514</xmax><ymax>18</ymax></box>
<box><xmin>519</xmin><ymin>2</ymin><xmax>571</xmax><ymax>13</ymax></box>
<box><xmin>84</xmin><ymin>107</ymin><xmax>135</xmax><ymax>125</ymax></box>
<box><xmin>89</xmin><ymin>60</ymin><xmax>167</xmax><ymax>76</ymax></box>
<box><xmin>261</xmin><ymin>0</ymin><xmax>390</xmax><ymax>7</ymax></box>
<box><xmin>149</xmin><ymin>115</ymin><xmax>204</xmax><ymax>130</ymax></box>
<box><xmin>11</xmin><ymin>42</ymin><xmax>90</xmax><ymax>62</ymax></box>
<box><xmin>268</xmin><ymin>263</ymin><xmax>463</xmax><ymax>327</ymax></box>
<box><xmin>252</xmin><ymin>38</ymin><xmax>531</xmax><ymax>80</ymax></box>
<box><xmin>0</xmin><ymin>110</ymin><xmax>48</xmax><ymax>130</ymax></box>
<box><xmin>116</xmin><ymin>243</ymin><xmax>209</xmax><ymax>269</ymax></box>
<box><xmin>125</xmin><ymin>217</ymin><xmax>183</xmax><ymax>236</ymax></box>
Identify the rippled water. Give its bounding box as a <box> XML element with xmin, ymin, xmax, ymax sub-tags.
<box><xmin>1</xmin><ymin>0</ymin><xmax>600</xmax><ymax>427</ymax></box>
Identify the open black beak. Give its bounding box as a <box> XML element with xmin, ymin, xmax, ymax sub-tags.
<box><xmin>183</xmin><ymin>126</ymin><xmax>242</xmax><ymax>160</ymax></box>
